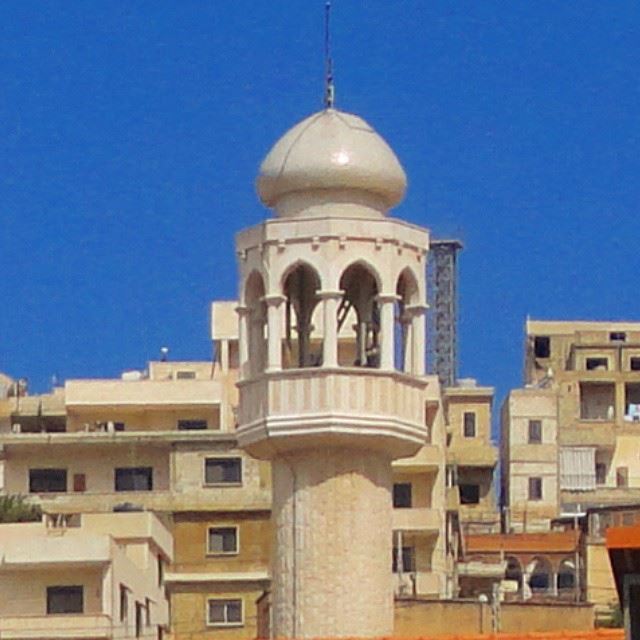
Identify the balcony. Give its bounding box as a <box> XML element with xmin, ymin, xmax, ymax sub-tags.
<box><xmin>33</xmin><ymin>489</ymin><xmax>271</xmax><ymax>514</ymax></box>
<box><xmin>237</xmin><ymin>368</ymin><xmax>428</xmax><ymax>459</ymax></box>
<box><xmin>393</xmin><ymin>444</ymin><xmax>441</xmax><ymax>471</ymax></box>
<box><xmin>393</xmin><ymin>507</ymin><xmax>441</xmax><ymax>533</ymax></box>
<box><xmin>65</xmin><ymin>378</ymin><xmax>222</xmax><ymax>407</ymax></box>
<box><xmin>0</xmin><ymin>614</ymin><xmax>112</xmax><ymax>639</ymax></box>
<box><xmin>558</xmin><ymin>422</ymin><xmax>616</xmax><ymax>449</ymax></box>
<box><xmin>447</xmin><ymin>443</ymin><xmax>498</xmax><ymax>467</ymax></box>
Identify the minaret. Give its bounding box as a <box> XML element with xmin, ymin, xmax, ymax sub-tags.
<box><xmin>236</xmin><ymin>108</ymin><xmax>430</xmax><ymax>638</ymax></box>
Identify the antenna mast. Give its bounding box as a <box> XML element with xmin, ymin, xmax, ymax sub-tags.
<box><xmin>324</xmin><ymin>1</ymin><xmax>335</xmax><ymax>108</ymax></box>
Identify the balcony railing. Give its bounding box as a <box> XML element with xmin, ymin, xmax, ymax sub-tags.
<box><xmin>0</xmin><ymin>613</ymin><xmax>112</xmax><ymax>639</ymax></box>
<box><xmin>393</xmin><ymin>507</ymin><xmax>441</xmax><ymax>533</ymax></box>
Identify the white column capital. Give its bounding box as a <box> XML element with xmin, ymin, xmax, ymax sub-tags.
<box><xmin>317</xmin><ymin>290</ymin><xmax>344</xmax><ymax>301</ymax></box>
<box><xmin>377</xmin><ymin>293</ymin><xmax>400</xmax><ymax>304</ymax></box>
<box><xmin>236</xmin><ymin>305</ymin><xmax>250</xmax><ymax>317</ymax></box>
<box><xmin>263</xmin><ymin>294</ymin><xmax>286</xmax><ymax>306</ymax></box>
<box><xmin>405</xmin><ymin>303</ymin><xmax>429</xmax><ymax>317</ymax></box>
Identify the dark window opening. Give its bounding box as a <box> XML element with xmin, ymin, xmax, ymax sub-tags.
<box><xmin>393</xmin><ymin>483</ymin><xmax>412</xmax><ymax>508</ymax></box>
<box><xmin>177</xmin><ymin>419</ymin><xmax>208</xmax><ymax>430</ymax></box>
<box><xmin>114</xmin><ymin>422</ymin><xmax>125</xmax><ymax>432</ymax></box>
<box><xmin>47</xmin><ymin>586</ymin><xmax>83</xmax><ymax>614</ymax></box>
<box><xmin>529</xmin><ymin>477</ymin><xmax>543</xmax><ymax>500</ymax></box>
<box><xmin>208</xmin><ymin>527</ymin><xmax>238</xmax><ymax>554</ymax></box>
<box><xmin>73</xmin><ymin>474</ymin><xmax>86</xmax><ymax>493</ymax></box>
<box><xmin>120</xmin><ymin>585</ymin><xmax>129</xmax><ymax>622</ymax></box>
<box><xmin>610</xmin><ymin>332</ymin><xmax>626</xmax><ymax>342</ymax></box>
<box><xmin>534</xmin><ymin>336</ymin><xmax>551</xmax><ymax>358</ymax></box>
<box><xmin>595</xmin><ymin>463</ymin><xmax>607</xmax><ymax>485</ymax></box>
<box><xmin>29</xmin><ymin>468</ymin><xmax>67</xmax><ymax>493</ymax></box>
<box><xmin>617</xmin><ymin>467</ymin><xmax>629</xmax><ymax>488</ymax></box>
<box><xmin>392</xmin><ymin>546</ymin><xmax>416</xmax><ymax>573</ymax></box>
<box><xmin>459</xmin><ymin>484</ymin><xmax>480</xmax><ymax>505</ymax></box>
<box><xmin>135</xmin><ymin>602</ymin><xmax>143</xmax><ymax>638</ymax></box>
<box><xmin>115</xmin><ymin>467</ymin><xmax>153</xmax><ymax>492</ymax></box>
<box><xmin>631</xmin><ymin>357</ymin><xmax>640</xmax><ymax>371</ymax></box>
<box><xmin>528</xmin><ymin>420</ymin><xmax>542</xmax><ymax>444</ymax></box>
<box><xmin>463</xmin><ymin>412</ymin><xmax>476</xmax><ymax>438</ymax></box>
<box><xmin>586</xmin><ymin>357</ymin><xmax>608</xmax><ymax>371</ymax></box>
<box><xmin>205</xmin><ymin>458</ymin><xmax>242</xmax><ymax>484</ymax></box>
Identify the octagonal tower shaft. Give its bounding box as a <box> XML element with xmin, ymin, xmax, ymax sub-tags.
<box><xmin>236</xmin><ymin>108</ymin><xmax>430</xmax><ymax>638</ymax></box>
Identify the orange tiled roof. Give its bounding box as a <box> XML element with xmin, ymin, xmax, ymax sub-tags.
<box><xmin>607</xmin><ymin>522</ymin><xmax>640</xmax><ymax>549</ymax></box>
<box><xmin>390</xmin><ymin>631</ymin><xmax>622</xmax><ymax>640</ymax></box>
<box><xmin>466</xmin><ymin>531</ymin><xmax>580</xmax><ymax>553</ymax></box>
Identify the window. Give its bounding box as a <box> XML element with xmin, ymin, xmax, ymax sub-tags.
<box><xmin>135</xmin><ymin>602</ymin><xmax>143</xmax><ymax>638</ymax></box>
<box><xmin>393</xmin><ymin>483</ymin><xmax>412</xmax><ymax>508</ymax></box>
<box><xmin>113</xmin><ymin>422</ymin><xmax>125</xmax><ymax>432</ymax></box>
<box><xmin>529</xmin><ymin>477</ymin><xmax>543</xmax><ymax>501</ymax></box>
<box><xmin>392</xmin><ymin>546</ymin><xmax>416</xmax><ymax>573</ymax></box>
<box><xmin>463</xmin><ymin>412</ymin><xmax>476</xmax><ymax>438</ymax></box>
<box><xmin>617</xmin><ymin>467</ymin><xmax>629</xmax><ymax>488</ymax></box>
<box><xmin>145</xmin><ymin>598</ymin><xmax>151</xmax><ymax>627</ymax></box>
<box><xmin>207</xmin><ymin>598</ymin><xmax>243</xmax><ymax>626</ymax></box>
<box><xmin>631</xmin><ymin>357</ymin><xmax>640</xmax><ymax>371</ymax></box>
<box><xmin>595</xmin><ymin>463</ymin><xmax>607</xmax><ymax>485</ymax></box>
<box><xmin>115</xmin><ymin>467</ymin><xmax>153</xmax><ymax>491</ymax></box>
<box><xmin>586</xmin><ymin>357</ymin><xmax>608</xmax><ymax>371</ymax></box>
<box><xmin>534</xmin><ymin>336</ymin><xmax>551</xmax><ymax>358</ymax></box>
<box><xmin>528</xmin><ymin>420</ymin><xmax>542</xmax><ymax>444</ymax></box>
<box><xmin>459</xmin><ymin>484</ymin><xmax>480</xmax><ymax>505</ymax></box>
<box><xmin>47</xmin><ymin>586</ymin><xmax>83</xmax><ymax>614</ymax></box>
<box><xmin>157</xmin><ymin>555</ymin><xmax>164</xmax><ymax>587</ymax></box>
<box><xmin>120</xmin><ymin>585</ymin><xmax>129</xmax><ymax>622</ymax></box>
<box><xmin>29</xmin><ymin>468</ymin><xmax>67</xmax><ymax>493</ymax></box>
<box><xmin>176</xmin><ymin>370</ymin><xmax>196</xmax><ymax>380</ymax></box>
<box><xmin>610</xmin><ymin>332</ymin><xmax>626</xmax><ymax>342</ymax></box>
<box><xmin>204</xmin><ymin>458</ymin><xmax>242</xmax><ymax>485</ymax></box>
<box><xmin>73</xmin><ymin>474</ymin><xmax>86</xmax><ymax>492</ymax></box>
<box><xmin>207</xmin><ymin>526</ymin><xmax>238</xmax><ymax>554</ymax></box>
<box><xmin>177</xmin><ymin>419</ymin><xmax>208</xmax><ymax>430</ymax></box>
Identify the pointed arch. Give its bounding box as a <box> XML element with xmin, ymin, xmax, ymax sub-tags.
<box><xmin>282</xmin><ymin>262</ymin><xmax>322</xmax><ymax>368</ymax></box>
<box><xmin>337</xmin><ymin>261</ymin><xmax>381</xmax><ymax>367</ymax></box>
<box><xmin>394</xmin><ymin>268</ymin><xmax>420</xmax><ymax>371</ymax></box>
<box><xmin>244</xmin><ymin>270</ymin><xmax>267</xmax><ymax>376</ymax></box>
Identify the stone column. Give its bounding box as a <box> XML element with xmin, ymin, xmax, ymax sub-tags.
<box><xmin>264</xmin><ymin>294</ymin><xmax>285</xmax><ymax>372</ymax></box>
<box><xmin>236</xmin><ymin>305</ymin><xmax>249</xmax><ymax>379</ymax></box>
<box><xmin>318</xmin><ymin>290</ymin><xmax>342</xmax><ymax>367</ymax></box>
<box><xmin>408</xmin><ymin>304</ymin><xmax>427</xmax><ymax>376</ymax></box>
<box><xmin>220</xmin><ymin>339</ymin><xmax>229</xmax><ymax>374</ymax></box>
<box><xmin>271</xmin><ymin>447</ymin><xmax>393</xmax><ymax>638</ymax></box>
<box><xmin>378</xmin><ymin>294</ymin><xmax>398</xmax><ymax>370</ymax></box>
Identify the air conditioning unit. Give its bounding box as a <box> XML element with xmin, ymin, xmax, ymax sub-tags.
<box><xmin>11</xmin><ymin>423</ymin><xmax>21</xmax><ymax>434</ymax></box>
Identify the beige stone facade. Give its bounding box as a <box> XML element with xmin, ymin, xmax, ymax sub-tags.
<box><xmin>0</xmin><ymin>511</ymin><xmax>171</xmax><ymax>640</ymax></box>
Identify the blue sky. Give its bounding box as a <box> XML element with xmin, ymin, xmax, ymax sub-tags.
<box><xmin>2</xmin><ymin>2</ymin><xmax>639</xmax><ymax>419</ymax></box>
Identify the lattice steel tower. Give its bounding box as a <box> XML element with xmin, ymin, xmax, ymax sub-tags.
<box><xmin>427</xmin><ymin>239</ymin><xmax>463</xmax><ymax>388</ymax></box>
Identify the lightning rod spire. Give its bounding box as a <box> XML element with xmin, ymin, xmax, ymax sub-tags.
<box><xmin>324</xmin><ymin>1</ymin><xmax>335</xmax><ymax>108</ymax></box>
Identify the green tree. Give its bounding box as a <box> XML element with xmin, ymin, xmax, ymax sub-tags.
<box><xmin>0</xmin><ymin>495</ymin><xmax>42</xmax><ymax>523</ymax></box>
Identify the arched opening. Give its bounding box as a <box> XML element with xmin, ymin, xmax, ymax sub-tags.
<box><xmin>282</xmin><ymin>263</ymin><xmax>321</xmax><ymax>368</ymax></box>
<box><xmin>337</xmin><ymin>263</ymin><xmax>380</xmax><ymax>367</ymax></box>
<box><xmin>244</xmin><ymin>271</ymin><xmax>267</xmax><ymax>377</ymax></box>
<box><xmin>395</xmin><ymin>269</ymin><xmax>420</xmax><ymax>371</ymax></box>
<box><xmin>505</xmin><ymin>556</ymin><xmax>523</xmax><ymax>594</ymax></box>
<box><xmin>528</xmin><ymin>556</ymin><xmax>552</xmax><ymax>593</ymax></box>
<box><xmin>557</xmin><ymin>557</ymin><xmax>576</xmax><ymax>591</ymax></box>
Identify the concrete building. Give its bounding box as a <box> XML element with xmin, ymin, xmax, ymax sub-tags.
<box><xmin>502</xmin><ymin>320</ymin><xmax>640</xmax><ymax>534</ymax></box>
<box><xmin>0</xmin><ymin>511</ymin><xmax>171</xmax><ymax>640</ymax></box>
<box><xmin>0</xmin><ymin>358</ymin><xmax>272</xmax><ymax>640</ymax></box>
<box><xmin>445</xmin><ymin>380</ymin><xmax>499</xmax><ymax>535</ymax></box>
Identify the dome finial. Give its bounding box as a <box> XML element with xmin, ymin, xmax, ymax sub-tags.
<box><xmin>324</xmin><ymin>1</ymin><xmax>335</xmax><ymax>109</ymax></box>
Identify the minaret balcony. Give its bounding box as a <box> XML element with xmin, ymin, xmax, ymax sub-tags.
<box><xmin>236</xmin><ymin>367</ymin><xmax>428</xmax><ymax>459</ymax></box>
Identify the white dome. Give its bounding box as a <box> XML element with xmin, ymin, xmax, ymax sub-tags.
<box><xmin>256</xmin><ymin>109</ymin><xmax>407</xmax><ymax>214</ymax></box>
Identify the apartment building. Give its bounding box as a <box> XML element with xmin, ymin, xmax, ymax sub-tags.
<box><xmin>502</xmin><ymin>320</ymin><xmax>640</xmax><ymax>531</ymax></box>
<box><xmin>444</xmin><ymin>381</ymin><xmax>499</xmax><ymax>535</ymax></box>
<box><xmin>0</xmin><ymin>511</ymin><xmax>171</xmax><ymax>640</ymax></box>
<box><xmin>0</xmin><ymin>348</ymin><xmax>272</xmax><ymax>639</ymax></box>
